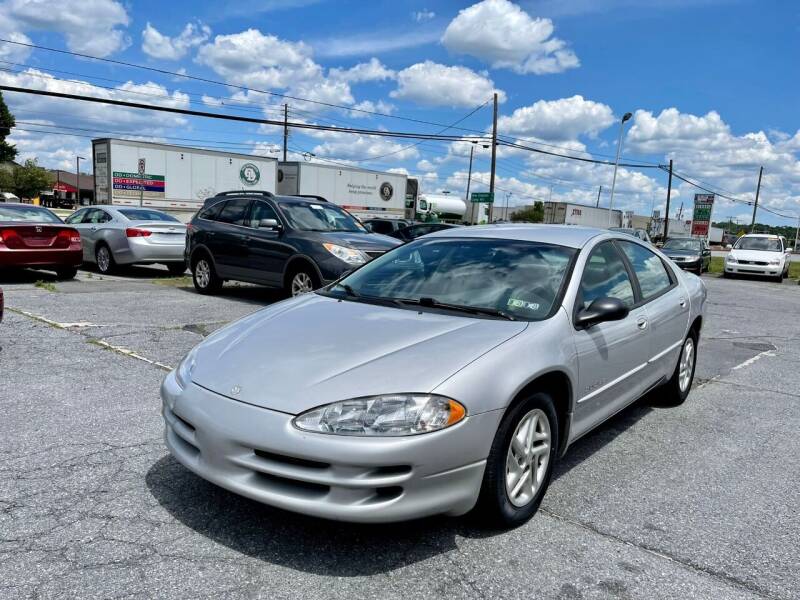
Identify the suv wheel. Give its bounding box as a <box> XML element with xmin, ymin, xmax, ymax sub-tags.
<box><xmin>192</xmin><ymin>254</ymin><xmax>222</xmax><ymax>294</ymax></box>
<box><xmin>287</xmin><ymin>266</ymin><xmax>319</xmax><ymax>297</ymax></box>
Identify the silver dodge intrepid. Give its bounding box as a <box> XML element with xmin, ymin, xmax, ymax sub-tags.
<box><xmin>162</xmin><ymin>225</ymin><xmax>706</xmax><ymax>526</ymax></box>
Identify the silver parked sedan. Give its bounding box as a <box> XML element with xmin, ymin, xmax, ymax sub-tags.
<box><xmin>162</xmin><ymin>225</ymin><xmax>706</xmax><ymax>526</ymax></box>
<box><xmin>65</xmin><ymin>206</ymin><xmax>187</xmax><ymax>274</ymax></box>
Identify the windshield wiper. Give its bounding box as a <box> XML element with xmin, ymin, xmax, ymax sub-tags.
<box><xmin>397</xmin><ymin>297</ymin><xmax>516</xmax><ymax>321</ymax></box>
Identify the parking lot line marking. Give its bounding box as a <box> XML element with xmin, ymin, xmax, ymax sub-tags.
<box><xmin>91</xmin><ymin>340</ymin><xmax>173</xmax><ymax>371</ymax></box>
<box><xmin>731</xmin><ymin>350</ymin><xmax>775</xmax><ymax>371</ymax></box>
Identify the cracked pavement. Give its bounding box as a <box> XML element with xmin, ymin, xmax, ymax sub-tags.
<box><xmin>1</xmin><ymin>266</ymin><xmax>799</xmax><ymax>599</ymax></box>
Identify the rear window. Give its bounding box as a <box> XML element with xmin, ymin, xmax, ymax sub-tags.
<box><xmin>118</xmin><ymin>208</ymin><xmax>179</xmax><ymax>222</ymax></box>
<box><xmin>0</xmin><ymin>205</ymin><xmax>63</xmax><ymax>223</ymax></box>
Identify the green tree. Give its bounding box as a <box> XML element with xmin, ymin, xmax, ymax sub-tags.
<box><xmin>12</xmin><ymin>159</ymin><xmax>53</xmax><ymax>199</ymax></box>
<box><xmin>510</xmin><ymin>201</ymin><xmax>544</xmax><ymax>223</ymax></box>
<box><xmin>0</xmin><ymin>167</ymin><xmax>13</xmax><ymax>192</ymax></box>
<box><xmin>0</xmin><ymin>91</ymin><xmax>17</xmax><ymax>162</ymax></box>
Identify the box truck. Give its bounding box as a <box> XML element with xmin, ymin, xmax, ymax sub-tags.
<box><xmin>92</xmin><ymin>139</ymin><xmax>278</xmax><ymax>215</ymax></box>
<box><xmin>543</xmin><ymin>202</ymin><xmax>622</xmax><ymax>228</ymax></box>
<box><xmin>277</xmin><ymin>162</ymin><xmax>412</xmax><ymax>221</ymax></box>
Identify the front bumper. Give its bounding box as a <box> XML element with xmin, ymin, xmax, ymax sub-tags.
<box><xmin>724</xmin><ymin>262</ymin><xmax>781</xmax><ymax>276</ymax></box>
<box><xmin>161</xmin><ymin>371</ymin><xmax>500</xmax><ymax>523</ymax></box>
<box><xmin>669</xmin><ymin>258</ymin><xmax>702</xmax><ymax>271</ymax></box>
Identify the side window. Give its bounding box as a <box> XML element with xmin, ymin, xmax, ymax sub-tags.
<box><xmin>217</xmin><ymin>199</ymin><xmax>251</xmax><ymax>226</ymax></box>
<box><xmin>250</xmin><ymin>201</ymin><xmax>279</xmax><ymax>227</ymax></box>
<box><xmin>65</xmin><ymin>209</ymin><xmax>86</xmax><ymax>224</ymax></box>
<box><xmin>618</xmin><ymin>241</ymin><xmax>673</xmax><ymax>300</ymax></box>
<box><xmin>578</xmin><ymin>242</ymin><xmax>635</xmax><ymax>309</ymax></box>
<box><xmin>198</xmin><ymin>200</ymin><xmax>224</xmax><ymax>221</ymax></box>
<box><xmin>369</xmin><ymin>220</ymin><xmax>393</xmax><ymax>235</ymax></box>
<box><xmin>94</xmin><ymin>210</ymin><xmax>112</xmax><ymax>224</ymax></box>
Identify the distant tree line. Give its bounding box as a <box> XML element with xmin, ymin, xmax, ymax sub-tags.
<box><xmin>509</xmin><ymin>201</ymin><xmax>544</xmax><ymax>223</ymax></box>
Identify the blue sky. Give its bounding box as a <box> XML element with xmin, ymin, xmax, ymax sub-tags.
<box><xmin>1</xmin><ymin>0</ymin><xmax>798</xmax><ymax>225</ymax></box>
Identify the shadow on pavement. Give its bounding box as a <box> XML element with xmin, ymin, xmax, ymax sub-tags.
<box><xmin>0</xmin><ymin>268</ymin><xmax>63</xmax><ymax>283</ymax></box>
<box><xmin>146</xmin><ymin>392</ymin><xmax>674</xmax><ymax>575</ymax></box>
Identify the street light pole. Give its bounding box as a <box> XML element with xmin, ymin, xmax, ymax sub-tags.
<box><xmin>75</xmin><ymin>156</ymin><xmax>85</xmax><ymax>207</ymax></box>
<box><xmin>608</xmin><ymin>112</ymin><xmax>633</xmax><ymax>227</ymax></box>
<box><xmin>465</xmin><ymin>144</ymin><xmax>475</xmax><ymax>224</ymax></box>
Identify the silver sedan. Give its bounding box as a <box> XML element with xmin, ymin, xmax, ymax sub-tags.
<box><xmin>161</xmin><ymin>225</ymin><xmax>706</xmax><ymax>526</ymax></box>
<box><xmin>66</xmin><ymin>206</ymin><xmax>187</xmax><ymax>274</ymax></box>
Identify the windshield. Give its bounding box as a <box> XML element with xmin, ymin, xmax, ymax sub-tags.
<box><xmin>118</xmin><ymin>208</ymin><xmax>180</xmax><ymax>222</ymax></box>
<box><xmin>0</xmin><ymin>205</ymin><xmax>63</xmax><ymax>223</ymax></box>
<box><xmin>326</xmin><ymin>237</ymin><xmax>576</xmax><ymax>321</ymax></box>
<box><xmin>663</xmin><ymin>239</ymin><xmax>701</xmax><ymax>251</ymax></box>
<box><xmin>279</xmin><ymin>201</ymin><xmax>365</xmax><ymax>232</ymax></box>
<box><xmin>734</xmin><ymin>237</ymin><xmax>782</xmax><ymax>252</ymax></box>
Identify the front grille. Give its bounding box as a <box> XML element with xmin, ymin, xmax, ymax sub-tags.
<box><xmin>738</xmin><ymin>260</ymin><xmax>768</xmax><ymax>266</ymax></box>
<box><xmin>253</xmin><ymin>448</ymin><xmax>329</xmax><ymax>470</ymax></box>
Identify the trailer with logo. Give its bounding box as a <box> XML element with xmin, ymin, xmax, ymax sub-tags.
<box><xmin>91</xmin><ymin>138</ymin><xmax>278</xmax><ymax>216</ymax></box>
<box><xmin>543</xmin><ymin>201</ymin><xmax>622</xmax><ymax>228</ymax></box>
<box><xmin>277</xmin><ymin>162</ymin><xmax>410</xmax><ymax>220</ymax></box>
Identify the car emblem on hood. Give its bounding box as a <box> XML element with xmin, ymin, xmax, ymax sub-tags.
<box><xmin>231</xmin><ymin>385</ymin><xmax>241</xmax><ymax>396</ymax></box>
<box><xmin>35</xmin><ymin>226</ymin><xmax>42</xmax><ymax>233</ymax></box>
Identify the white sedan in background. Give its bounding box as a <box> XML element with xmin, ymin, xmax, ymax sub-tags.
<box><xmin>65</xmin><ymin>206</ymin><xmax>187</xmax><ymax>274</ymax></box>
<box><xmin>723</xmin><ymin>234</ymin><xmax>792</xmax><ymax>281</ymax></box>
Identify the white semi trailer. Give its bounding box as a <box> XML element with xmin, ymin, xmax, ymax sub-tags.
<box><xmin>277</xmin><ymin>162</ymin><xmax>411</xmax><ymax>220</ymax></box>
<box><xmin>544</xmin><ymin>201</ymin><xmax>623</xmax><ymax>228</ymax></box>
<box><xmin>92</xmin><ymin>138</ymin><xmax>278</xmax><ymax>215</ymax></box>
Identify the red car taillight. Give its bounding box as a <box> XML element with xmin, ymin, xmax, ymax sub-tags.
<box><xmin>0</xmin><ymin>228</ymin><xmax>22</xmax><ymax>248</ymax></box>
<box><xmin>126</xmin><ymin>228</ymin><xmax>152</xmax><ymax>238</ymax></box>
<box><xmin>57</xmin><ymin>229</ymin><xmax>81</xmax><ymax>244</ymax></box>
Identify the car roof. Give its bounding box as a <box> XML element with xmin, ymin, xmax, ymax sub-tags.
<box><xmin>424</xmin><ymin>223</ymin><xmax>606</xmax><ymax>248</ymax></box>
<box><xmin>740</xmin><ymin>233</ymin><xmax>779</xmax><ymax>238</ymax></box>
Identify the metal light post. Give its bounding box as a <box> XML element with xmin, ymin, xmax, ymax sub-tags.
<box><xmin>608</xmin><ymin>112</ymin><xmax>633</xmax><ymax>227</ymax></box>
<box><xmin>504</xmin><ymin>192</ymin><xmax>511</xmax><ymax>221</ymax></box>
<box><xmin>75</xmin><ymin>156</ymin><xmax>85</xmax><ymax>207</ymax></box>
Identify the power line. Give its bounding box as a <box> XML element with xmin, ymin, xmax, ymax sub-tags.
<box><xmin>499</xmin><ymin>138</ymin><xmax>659</xmax><ymax>169</ymax></box>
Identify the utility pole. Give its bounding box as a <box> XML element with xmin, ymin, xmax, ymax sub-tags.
<box><xmin>750</xmin><ymin>166</ymin><xmax>763</xmax><ymax>233</ymax></box>
<box><xmin>595</xmin><ymin>185</ymin><xmax>602</xmax><ymax>208</ymax></box>
<box><xmin>488</xmin><ymin>92</ymin><xmax>498</xmax><ymax>222</ymax></box>
<box><xmin>465</xmin><ymin>144</ymin><xmax>475</xmax><ymax>224</ymax></box>
<box><xmin>608</xmin><ymin>111</ymin><xmax>633</xmax><ymax>226</ymax></box>
<box><xmin>282</xmin><ymin>103</ymin><xmax>289</xmax><ymax>162</ymax></box>
<box><xmin>664</xmin><ymin>159</ymin><xmax>673</xmax><ymax>241</ymax></box>
<box><xmin>794</xmin><ymin>216</ymin><xmax>799</xmax><ymax>253</ymax></box>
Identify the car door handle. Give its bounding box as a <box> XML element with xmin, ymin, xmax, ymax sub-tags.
<box><xmin>636</xmin><ymin>317</ymin><xmax>648</xmax><ymax>330</ymax></box>
<box><xmin>679</xmin><ymin>297</ymin><xmax>687</xmax><ymax>307</ymax></box>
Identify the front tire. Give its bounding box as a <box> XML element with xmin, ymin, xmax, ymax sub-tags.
<box><xmin>661</xmin><ymin>332</ymin><xmax>698</xmax><ymax>406</ymax></box>
<box><xmin>285</xmin><ymin>265</ymin><xmax>320</xmax><ymax>297</ymax></box>
<box><xmin>474</xmin><ymin>392</ymin><xmax>558</xmax><ymax>528</ymax></box>
<box><xmin>192</xmin><ymin>254</ymin><xmax>222</xmax><ymax>295</ymax></box>
<box><xmin>95</xmin><ymin>244</ymin><xmax>116</xmax><ymax>274</ymax></box>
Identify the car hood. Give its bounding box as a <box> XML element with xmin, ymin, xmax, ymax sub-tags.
<box><xmin>315</xmin><ymin>230</ymin><xmax>400</xmax><ymax>251</ymax></box>
<box><xmin>190</xmin><ymin>294</ymin><xmax>527</xmax><ymax>414</ymax></box>
<box><xmin>664</xmin><ymin>248</ymin><xmax>701</xmax><ymax>257</ymax></box>
<box><xmin>730</xmin><ymin>249</ymin><xmax>782</xmax><ymax>261</ymax></box>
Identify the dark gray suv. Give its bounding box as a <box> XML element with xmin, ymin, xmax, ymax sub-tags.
<box><xmin>186</xmin><ymin>192</ymin><xmax>400</xmax><ymax>296</ymax></box>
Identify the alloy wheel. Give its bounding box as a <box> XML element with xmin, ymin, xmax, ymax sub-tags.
<box><xmin>678</xmin><ymin>337</ymin><xmax>695</xmax><ymax>393</ymax></box>
<box><xmin>96</xmin><ymin>247</ymin><xmax>111</xmax><ymax>272</ymax></box>
<box><xmin>505</xmin><ymin>408</ymin><xmax>551</xmax><ymax>508</ymax></box>
<box><xmin>291</xmin><ymin>272</ymin><xmax>314</xmax><ymax>296</ymax></box>
<box><xmin>195</xmin><ymin>260</ymin><xmax>211</xmax><ymax>289</ymax></box>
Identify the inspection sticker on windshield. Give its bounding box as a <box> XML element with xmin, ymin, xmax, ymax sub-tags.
<box><xmin>310</xmin><ymin>204</ymin><xmax>324</xmax><ymax>210</ymax></box>
<box><xmin>508</xmin><ymin>298</ymin><xmax>540</xmax><ymax>311</ymax></box>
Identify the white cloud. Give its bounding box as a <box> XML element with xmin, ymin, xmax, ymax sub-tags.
<box><xmin>142</xmin><ymin>21</ymin><xmax>211</xmax><ymax>60</ymax></box>
<box><xmin>390</xmin><ymin>61</ymin><xmax>506</xmax><ymax>107</ymax></box>
<box><xmin>329</xmin><ymin>58</ymin><xmax>396</xmax><ymax>83</ymax></box>
<box><xmin>349</xmin><ymin>100</ymin><xmax>395</xmax><ymax>117</ymax></box>
<box><xmin>311</xmin><ymin>132</ymin><xmax>420</xmax><ymax>162</ymax></box>
<box><xmin>4</xmin><ymin>0</ymin><xmax>130</xmax><ymax>57</ymax></box>
<box><xmin>498</xmin><ymin>95</ymin><xmax>615</xmax><ymax>141</ymax></box>
<box><xmin>417</xmin><ymin>159</ymin><xmax>436</xmax><ymax>172</ymax></box>
<box><xmin>412</xmin><ymin>10</ymin><xmax>436</xmax><ymax>22</ymax></box>
<box><xmin>313</xmin><ymin>28</ymin><xmax>441</xmax><ymax>58</ymax></box>
<box><xmin>442</xmin><ymin>0</ymin><xmax>579</xmax><ymax>75</ymax></box>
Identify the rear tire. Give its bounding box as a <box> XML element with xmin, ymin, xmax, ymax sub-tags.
<box><xmin>166</xmin><ymin>262</ymin><xmax>187</xmax><ymax>276</ymax></box>
<box><xmin>474</xmin><ymin>392</ymin><xmax>559</xmax><ymax>528</ymax></box>
<box><xmin>285</xmin><ymin>264</ymin><xmax>320</xmax><ymax>297</ymax></box>
<box><xmin>95</xmin><ymin>244</ymin><xmax>116</xmax><ymax>275</ymax></box>
<box><xmin>191</xmin><ymin>253</ymin><xmax>222</xmax><ymax>295</ymax></box>
<box><xmin>55</xmin><ymin>267</ymin><xmax>77</xmax><ymax>280</ymax></box>
<box><xmin>660</xmin><ymin>332</ymin><xmax>698</xmax><ymax>406</ymax></box>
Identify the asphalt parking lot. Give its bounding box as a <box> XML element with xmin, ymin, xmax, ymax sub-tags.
<box><xmin>1</xmin><ymin>268</ymin><xmax>799</xmax><ymax>599</ymax></box>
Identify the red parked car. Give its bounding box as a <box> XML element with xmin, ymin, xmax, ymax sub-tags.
<box><xmin>0</xmin><ymin>204</ymin><xmax>82</xmax><ymax>279</ymax></box>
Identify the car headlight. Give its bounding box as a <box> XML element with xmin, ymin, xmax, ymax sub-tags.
<box><xmin>323</xmin><ymin>243</ymin><xmax>367</xmax><ymax>265</ymax></box>
<box><xmin>174</xmin><ymin>348</ymin><xmax>198</xmax><ymax>390</ymax></box>
<box><xmin>769</xmin><ymin>258</ymin><xmax>781</xmax><ymax>265</ymax></box>
<box><xmin>726</xmin><ymin>254</ymin><xmax>737</xmax><ymax>263</ymax></box>
<box><xmin>293</xmin><ymin>394</ymin><xmax>466</xmax><ymax>436</ymax></box>
<box><xmin>687</xmin><ymin>255</ymin><xmax>700</xmax><ymax>262</ymax></box>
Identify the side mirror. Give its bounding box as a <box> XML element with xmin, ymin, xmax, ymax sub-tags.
<box><xmin>726</xmin><ymin>244</ymin><xmax>732</xmax><ymax>249</ymax></box>
<box><xmin>787</xmin><ymin>247</ymin><xmax>794</xmax><ymax>253</ymax></box>
<box><xmin>259</xmin><ymin>218</ymin><xmax>281</xmax><ymax>230</ymax></box>
<box><xmin>575</xmin><ymin>297</ymin><xmax>630</xmax><ymax>329</ymax></box>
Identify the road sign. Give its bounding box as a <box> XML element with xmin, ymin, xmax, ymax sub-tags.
<box><xmin>138</xmin><ymin>158</ymin><xmax>146</xmax><ymax>176</ymax></box>
<box><xmin>691</xmin><ymin>193</ymin><xmax>714</xmax><ymax>237</ymax></box>
<box><xmin>471</xmin><ymin>192</ymin><xmax>494</xmax><ymax>203</ymax></box>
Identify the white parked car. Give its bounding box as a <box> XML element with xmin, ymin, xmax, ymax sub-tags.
<box><xmin>723</xmin><ymin>234</ymin><xmax>792</xmax><ymax>281</ymax></box>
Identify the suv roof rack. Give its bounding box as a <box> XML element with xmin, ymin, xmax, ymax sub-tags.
<box><xmin>292</xmin><ymin>194</ymin><xmax>329</xmax><ymax>203</ymax></box>
<box><xmin>214</xmin><ymin>190</ymin><xmax>275</xmax><ymax>197</ymax></box>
